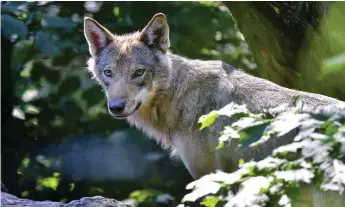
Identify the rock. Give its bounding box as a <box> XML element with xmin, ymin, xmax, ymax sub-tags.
<box><xmin>1</xmin><ymin>192</ymin><xmax>62</xmax><ymax>207</ymax></box>
<box><xmin>64</xmin><ymin>196</ymin><xmax>133</xmax><ymax>207</ymax></box>
<box><xmin>1</xmin><ymin>191</ymin><xmax>133</xmax><ymax>207</ymax></box>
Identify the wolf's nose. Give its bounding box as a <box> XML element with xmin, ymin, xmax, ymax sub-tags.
<box><xmin>108</xmin><ymin>99</ymin><xmax>126</xmax><ymax>114</ymax></box>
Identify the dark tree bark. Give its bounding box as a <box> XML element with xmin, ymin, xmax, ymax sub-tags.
<box><xmin>1</xmin><ymin>32</ymin><xmax>14</xmax><ymax>127</ymax></box>
<box><xmin>1</xmin><ymin>35</ymin><xmax>26</xmax><ymax>195</ymax></box>
<box><xmin>224</xmin><ymin>2</ymin><xmax>345</xmax><ymax>100</ymax></box>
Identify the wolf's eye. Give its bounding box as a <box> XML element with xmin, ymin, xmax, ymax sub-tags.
<box><xmin>134</xmin><ymin>69</ymin><xmax>145</xmax><ymax>77</ymax></box>
<box><xmin>103</xmin><ymin>69</ymin><xmax>112</xmax><ymax>77</ymax></box>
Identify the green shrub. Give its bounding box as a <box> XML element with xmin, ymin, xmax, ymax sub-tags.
<box><xmin>181</xmin><ymin>100</ymin><xmax>345</xmax><ymax>207</ymax></box>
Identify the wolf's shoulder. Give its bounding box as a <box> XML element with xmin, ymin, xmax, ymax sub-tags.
<box><xmin>168</xmin><ymin>53</ymin><xmax>238</xmax><ymax>74</ymax></box>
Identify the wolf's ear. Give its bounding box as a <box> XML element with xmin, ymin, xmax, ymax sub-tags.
<box><xmin>139</xmin><ymin>13</ymin><xmax>170</xmax><ymax>53</ymax></box>
<box><xmin>84</xmin><ymin>17</ymin><xmax>114</xmax><ymax>56</ymax></box>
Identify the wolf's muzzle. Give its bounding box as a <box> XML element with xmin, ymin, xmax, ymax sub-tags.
<box><xmin>110</xmin><ymin>101</ymin><xmax>142</xmax><ymax>119</ymax></box>
<box><xmin>108</xmin><ymin>99</ymin><xmax>126</xmax><ymax>114</ymax></box>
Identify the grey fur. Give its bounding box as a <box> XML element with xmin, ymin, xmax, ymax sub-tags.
<box><xmin>84</xmin><ymin>14</ymin><xmax>344</xmax><ymax>179</ymax></box>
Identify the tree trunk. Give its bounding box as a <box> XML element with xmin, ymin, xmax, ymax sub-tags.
<box><xmin>1</xmin><ymin>35</ymin><xmax>26</xmax><ymax>195</ymax></box>
<box><xmin>224</xmin><ymin>2</ymin><xmax>345</xmax><ymax>100</ymax></box>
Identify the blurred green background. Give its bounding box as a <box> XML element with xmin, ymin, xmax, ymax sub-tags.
<box><xmin>1</xmin><ymin>2</ymin><xmax>253</xmax><ymax>206</ymax></box>
<box><xmin>1</xmin><ymin>1</ymin><xmax>345</xmax><ymax>207</ymax></box>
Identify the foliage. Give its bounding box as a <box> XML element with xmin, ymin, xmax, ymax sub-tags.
<box><xmin>182</xmin><ymin>101</ymin><xmax>345</xmax><ymax>206</ymax></box>
<box><xmin>129</xmin><ymin>189</ymin><xmax>176</xmax><ymax>207</ymax></box>
<box><xmin>1</xmin><ymin>1</ymin><xmax>253</xmax><ymax>204</ymax></box>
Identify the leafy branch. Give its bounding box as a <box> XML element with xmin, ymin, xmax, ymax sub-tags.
<box><xmin>181</xmin><ymin>101</ymin><xmax>345</xmax><ymax>207</ymax></box>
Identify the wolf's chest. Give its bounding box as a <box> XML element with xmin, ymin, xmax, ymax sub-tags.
<box><xmin>126</xmin><ymin>112</ymin><xmax>173</xmax><ymax>150</ymax></box>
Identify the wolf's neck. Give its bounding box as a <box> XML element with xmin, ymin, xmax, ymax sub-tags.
<box><xmin>164</xmin><ymin>53</ymin><xmax>234</xmax><ymax>127</ymax></box>
<box><xmin>130</xmin><ymin>54</ymin><xmax>198</xmax><ymax>128</ymax></box>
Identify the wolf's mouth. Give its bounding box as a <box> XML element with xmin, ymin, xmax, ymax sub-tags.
<box><xmin>112</xmin><ymin>102</ymin><xmax>142</xmax><ymax>119</ymax></box>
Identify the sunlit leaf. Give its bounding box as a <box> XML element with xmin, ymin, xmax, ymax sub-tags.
<box><xmin>321</xmin><ymin>53</ymin><xmax>345</xmax><ymax>74</ymax></box>
<box><xmin>113</xmin><ymin>7</ymin><xmax>120</xmax><ymax>17</ymax></box>
<box><xmin>21</xmin><ymin>191</ymin><xmax>29</xmax><ymax>197</ymax></box>
<box><xmin>37</xmin><ymin>176</ymin><xmax>59</xmax><ymax>191</ymax></box>
<box><xmin>183</xmin><ymin>181</ymin><xmax>221</xmax><ymax>202</ymax></box>
<box><xmin>278</xmin><ymin>194</ymin><xmax>291</xmax><ymax>207</ymax></box>
<box><xmin>216</xmin><ymin>141</ymin><xmax>224</xmax><ymax>149</ymax></box>
<box><xmin>274</xmin><ymin>169</ymin><xmax>314</xmax><ymax>183</ymax></box>
<box><xmin>225</xmin><ymin>176</ymin><xmax>270</xmax><ymax>207</ymax></box>
<box><xmin>188</xmin><ymin>103</ymin><xmax>345</xmax><ymax>206</ymax></box>
<box><xmin>321</xmin><ymin>159</ymin><xmax>345</xmax><ymax>194</ymax></box>
<box><xmin>201</xmin><ymin>196</ymin><xmax>220</xmax><ymax>207</ymax></box>
<box><xmin>21</xmin><ymin>157</ymin><xmax>30</xmax><ymax>168</ymax></box>
<box><xmin>217</xmin><ymin>103</ymin><xmax>249</xmax><ymax>117</ymax></box>
<box><xmin>129</xmin><ymin>189</ymin><xmax>163</xmax><ymax>204</ymax></box>
<box><xmin>199</xmin><ymin>111</ymin><xmax>220</xmax><ymax>130</ymax></box>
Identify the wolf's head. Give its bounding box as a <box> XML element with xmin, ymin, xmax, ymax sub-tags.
<box><xmin>84</xmin><ymin>13</ymin><xmax>172</xmax><ymax>119</ymax></box>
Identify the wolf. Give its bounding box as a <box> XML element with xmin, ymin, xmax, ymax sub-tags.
<box><xmin>83</xmin><ymin>13</ymin><xmax>344</xmax><ymax>180</ymax></box>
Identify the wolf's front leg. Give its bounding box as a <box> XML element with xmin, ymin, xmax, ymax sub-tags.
<box><xmin>172</xmin><ymin>136</ymin><xmax>217</xmax><ymax>179</ymax></box>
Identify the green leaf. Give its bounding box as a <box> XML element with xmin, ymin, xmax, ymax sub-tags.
<box><xmin>239</xmin><ymin>122</ymin><xmax>271</xmax><ymax>146</ymax></box>
<box><xmin>82</xmin><ymin>86</ymin><xmax>104</xmax><ymax>107</ymax></box>
<box><xmin>278</xmin><ymin>194</ymin><xmax>291</xmax><ymax>207</ymax></box>
<box><xmin>321</xmin><ymin>53</ymin><xmax>345</xmax><ymax>75</ymax></box>
<box><xmin>321</xmin><ymin>120</ymin><xmax>338</xmax><ymax>136</ymax></box>
<box><xmin>1</xmin><ymin>2</ymin><xmax>26</xmax><ymax>13</ymax></box>
<box><xmin>292</xmin><ymin>95</ymin><xmax>301</xmax><ymax>106</ymax></box>
<box><xmin>1</xmin><ymin>14</ymin><xmax>28</xmax><ymax>41</ymax></box>
<box><xmin>113</xmin><ymin>7</ymin><xmax>120</xmax><ymax>17</ymax></box>
<box><xmin>37</xmin><ymin>176</ymin><xmax>60</xmax><ymax>191</ymax></box>
<box><xmin>41</xmin><ymin>15</ymin><xmax>76</xmax><ymax>29</ymax></box>
<box><xmin>340</xmin><ymin>142</ymin><xmax>345</xmax><ymax>156</ymax></box>
<box><xmin>216</xmin><ymin>141</ymin><xmax>224</xmax><ymax>149</ymax></box>
<box><xmin>61</xmin><ymin>100</ymin><xmax>83</xmax><ymax>118</ymax></box>
<box><xmin>217</xmin><ymin>103</ymin><xmax>249</xmax><ymax>117</ymax></box>
<box><xmin>69</xmin><ymin>183</ymin><xmax>75</xmax><ymax>192</ymax></box>
<box><xmin>35</xmin><ymin>31</ymin><xmax>59</xmax><ymax>56</ymax></box>
<box><xmin>30</xmin><ymin>61</ymin><xmax>47</xmax><ymax>82</ymax></box>
<box><xmin>325</xmin><ymin>125</ymin><xmax>338</xmax><ymax>136</ymax></box>
<box><xmin>58</xmin><ymin>76</ymin><xmax>80</xmax><ymax>96</ymax></box>
<box><xmin>199</xmin><ymin>111</ymin><xmax>220</xmax><ymax>130</ymax></box>
<box><xmin>11</xmin><ymin>40</ymin><xmax>34</xmax><ymax>71</ymax></box>
<box><xmin>201</xmin><ymin>196</ymin><xmax>220</xmax><ymax>207</ymax></box>
<box><xmin>44</xmin><ymin>69</ymin><xmax>61</xmax><ymax>84</ymax></box>
<box><xmin>129</xmin><ymin>189</ymin><xmax>162</xmax><ymax>204</ymax></box>
<box><xmin>52</xmin><ymin>48</ymin><xmax>78</xmax><ymax>66</ymax></box>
